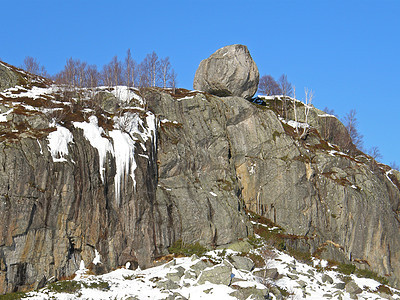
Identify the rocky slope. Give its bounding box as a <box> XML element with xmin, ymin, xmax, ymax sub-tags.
<box><xmin>10</xmin><ymin>216</ymin><xmax>400</xmax><ymax>300</ymax></box>
<box><xmin>0</xmin><ymin>60</ymin><xmax>400</xmax><ymax>295</ymax></box>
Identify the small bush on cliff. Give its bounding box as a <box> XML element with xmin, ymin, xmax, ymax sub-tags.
<box><xmin>47</xmin><ymin>280</ymin><xmax>82</xmax><ymax>294</ymax></box>
<box><xmin>168</xmin><ymin>239</ymin><xmax>208</xmax><ymax>257</ymax></box>
<box><xmin>336</xmin><ymin>263</ymin><xmax>356</xmax><ymax>275</ymax></box>
<box><xmin>0</xmin><ymin>291</ymin><xmax>27</xmax><ymax>300</ymax></box>
<box><xmin>356</xmin><ymin>269</ymin><xmax>388</xmax><ymax>285</ymax></box>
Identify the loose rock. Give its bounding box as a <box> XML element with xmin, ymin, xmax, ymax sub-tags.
<box><xmin>230</xmin><ymin>256</ymin><xmax>255</xmax><ymax>272</ymax></box>
<box><xmin>193</xmin><ymin>44</ymin><xmax>259</xmax><ymax>99</ymax></box>
<box><xmin>197</xmin><ymin>265</ymin><xmax>232</xmax><ymax>286</ymax></box>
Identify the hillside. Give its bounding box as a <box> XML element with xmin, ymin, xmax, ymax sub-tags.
<box><xmin>4</xmin><ymin>215</ymin><xmax>400</xmax><ymax>299</ymax></box>
<box><xmin>0</xmin><ymin>57</ymin><xmax>400</xmax><ymax>299</ymax></box>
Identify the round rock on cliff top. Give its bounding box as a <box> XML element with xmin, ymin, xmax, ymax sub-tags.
<box><xmin>193</xmin><ymin>44</ymin><xmax>259</xmax><ymax>100</ymax></box>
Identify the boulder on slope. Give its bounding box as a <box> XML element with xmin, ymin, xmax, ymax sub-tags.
<box><xmin>193</xmin><ymin>44</ymin><xmax>259</xmax><ymax>100</ymax></box>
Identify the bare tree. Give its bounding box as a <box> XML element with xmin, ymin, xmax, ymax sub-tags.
<box><xmin>343</xmin><ymin>109</ymin><xmax>364</xmax><ymax>150</ymax></box>
<box><xmin>147</xmin><ymin>51</ymin><xmax>159</xmax><ymax>87</ymax></box>
<box><xmin>292</xmin><ymin>86</ymin><xmax>299</xmax><ymax>134</ymax></box>
<box><xmin>54</xmin><ymin>58</ymin><xmax>91</xmax><ymax>89</ymax></box>
<box><xmin>124</xmin><ymin>49</ymin><xmax>136</xmax><ymax>88</ymax></box>
<box><xmin>323</xmin><ymin>107</ymin><xmax>336</xmax><ymax>116</ymax></box>
<box><xmin>299</xmin><ymin>88</ymin><xmax>313</xmax><ymax>140</ymax></box>
<box><xmin>137</xmin><ymin>60</ymin><xmax>150</xmax><ymax>88</ymax></box>
<box><xmin>321</xmin><ymin>107</ymin><xmax>338</xmax><ymax>143</ymax></box>
<box><xmin>160</xmin><ymin>57</ymin><xmax>171</xmax><ymax>88</ymax></box>
<box><xmin>86</xmin><ymin>64</ymin><xmax>100</xmax><ymax>89</ymax></box>
<box><xmin>303</xmin><ymin>88</ymin><xmax>313</xmax><ymax>124</ymax></box>
<box><xmin>102</xmin><ymin>56</ymin><xmax>122</xmax><ymax>87</ymax></box>
<box><xmin>21</xmin><ymin>56</ymin><xmax>40</xmax><ymax>74</ymax></box>
<box><xmin>21</xmin><ymin>56</ymin><xmax>49</xmax><ymax>77</ymax></box>
<box><xmin>390</xmin><ymin>161</ymin><xmax>399</xmax><ymax>171</ymax></box>
<box><xmin>76</xmin><ymin>60</ymin><xmax>87</xmax><ymax>88</ymax></box>
<box><xmin>368</xmin><ymin>146</ymin><xmax>382</xmax><ymax>160</ymax></box>
<box><xmin>168</xmin><ymin>69</ymin><xmax>178</xmax><ymax>94</ymax></box>
<box><xmin>278</xmin><ymin>74</ymin><xmax>293</xmax><ymax>97</ymax></box>
<box><xmin>258</xmin><ymin>75</ymin><xmax>282</xmax><ymax>95</ymax></box>
<box><xmin>278</xmin><ymin>74</ymin><xmax>293</xmax><ymax>119</ymax></box>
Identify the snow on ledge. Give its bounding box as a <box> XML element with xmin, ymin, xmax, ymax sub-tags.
<box><xmin>47</xmin><ymin>123</ymin><xmax>74</xmax><ymax>162</ymax></box>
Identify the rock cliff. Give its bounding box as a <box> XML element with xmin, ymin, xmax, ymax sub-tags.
<box><xmin>0</xmin><ymin>60</ymin><xmax>399</xmax><ymax>294</ymax></box>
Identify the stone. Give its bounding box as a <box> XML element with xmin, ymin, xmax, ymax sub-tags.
<box><xmin>334</xmin><ymin>282</ymin><xmax>346</xmax><ymax>290</ymax></box>
<box><xmin>230</xmin><ymin>255</ymin><xmax>255</xmax><ymax>272</ymax></box>
<box><xmin>297</xmin><ymin>280</ymin><xmax>307</xmax><ymax>288</ymax></box>
<box><xmin>166</xmin><ymin>266</ymin><xmax>185</xmax><ymax>282</ymax></box>
<box><xmin>197</xmin><ymin>265</ymin><xmax>232</xmax><ymax>286</ymax></box>
<box><xmin>155</xmin><ymin>279</ymin><xmax>180</xmax><ymax>290</ymax></box>
<box><xmin>268</xmin><ymin>285</ymin><xmax>283</xmax><ymax>300</ymax></box>
<box><xmin>163</xmin><ymin>292</ymin><xmax>187</xmax><ymax>300</ymax></box>
<box><xmin>287</xmin><ymin>274</ymin><xmax>299</xmax><ymax>280</ymax></box>
<box><xmin>93</xmin><ymin>91</ymin><xmax>119</xmax><ymax>113</ymax></box>
<box><xmin>345</xmin><ymin>281</ymin><xmax>362</xmax><ymax>295</ymax></box>
<box><xmin>183</xmin><ymin>269</ymin><xmax>197</xmax><ymax>280</ymax></box>
<box><xmin>190</xmin><ymin>254</ymin><xmax>199</xmax><ymax>262</ymax></box>
<box><xmin>0</xmin><ymin>62</ymin><xmax>21</xmax><ymax>92</ymax></box>
<box><xmin>230</xmin><ymin>286</ymin><xmax>269</xmax><ymax>300</ymax></box>
<box><xmin>190</xmin><ymin>260</ymin><xmax>213</xmax><ymax>277</ymax></box>
<box><xmin>254</xmin><ymin>268</ymin><xmax>279</xmax><ymax>280</ymax></box>
<box><xmin>193</xmin><ymin>44</ymin><xmax>259</xmax><ymax>99</ymax></box>
<box><xmin>164</xmin><ymin>259</ymin><xmax>176</xmax><ymax>268</ymax></box>
<box><xmin>321</xmin><ymin>273</ymin><xmax>334</xmax><ymax>284</ymax></box>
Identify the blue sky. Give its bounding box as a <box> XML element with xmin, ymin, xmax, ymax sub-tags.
<box><xmin>1</xmin><ymin>0</ymin><xmax>399</xmax><ymax>166</ymax></box>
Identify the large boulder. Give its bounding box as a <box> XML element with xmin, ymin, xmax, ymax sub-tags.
<box><xmin>193</xmin><ymin>44</ymin><xmax>259</xmax><ymax>99</ymax></box>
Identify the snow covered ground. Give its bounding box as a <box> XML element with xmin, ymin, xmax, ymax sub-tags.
<box><xmin>20</xmin><ymin>243</ymin><xmax>400</xmax><ymax>300</ymax></box>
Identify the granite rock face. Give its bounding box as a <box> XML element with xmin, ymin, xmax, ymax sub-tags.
<box><xmin>0</xmin><ymin>66</ymin><xmax>251</xmax><ymax>294</ymax></box>
<box><xmin>0</xmin><ymin>60</ymin><xmax>400</xmax><ymax>294</ymax></box>
<box><xmin>193</xmin><ymin>44</ymin><xmax>259</xmax><ymax>99</ymax></box>
<box><xmin>0</xmin><ymin>63</ymin><xmax>20</xmax><ymax>92</ymax></box>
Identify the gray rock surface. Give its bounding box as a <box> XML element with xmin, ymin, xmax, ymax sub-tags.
<box><xmin>166</xmin><ymin>266</ymin><xmax>185</xmax><ymax>282</ymax></box>
<box><xmin>254</xmin><ymin>268</ymin><xmax>279</xmax><ymax>280</ymax></box>
<box><xmin>155</xmin><ymin>279</ymin><xmax>180</xmax><ymax>290</ymax></box>
<box><xmin>345</xmin><ymin>280</ymin><xmax>362</xmax><ymax>294</ymax></box>
<box><xmin>230</xmin><ymin>286</ymin><xmax>269</xmax><ymax>300</ymax></box>
<box><xmin>197</xmin><ymin>264</ymin><xmax>232</xmax><ymax>285</ymax></box>
<box><xmin>321</xmin><ymin>273</ymin><xmax>334</xmax><ymax>284</ymax></box>
<box><xmin>230</xmin><ymin>256</ymin><xmax>255</xmax><ymax>272</ymax></box>
<box><xmin>0</xmin><ymin>61</ymin><xmax>400</xmax><ymax>294</ymax></box>
<box><xmin>334</xmin><ymin>282</ymin><xmax>346</xmax><ymax>290</ymax></box>
<box><xmin>0</xmin><ymin>62</ymin><xmax>20</xmax><ymax>92</ymax></box>
<box><xmin>193</xmin><ymin>44</ymin><xmax>259</xmax><ymax>99</ymax></box>
<box><xmin>190</xmin><ymin>260</ymin><xmax>213</xmax><ymax>277</ymax></box>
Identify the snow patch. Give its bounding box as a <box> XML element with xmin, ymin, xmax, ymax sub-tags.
<box><xmin>1</xmin><ymin>85</ymin><xmax>55</xmax><ymax>100</ymax></box>
<box><xmin>280</xmin><ymin>117</ymin><xmax>310</xmax><ymax>129</ymax></box>
<box><xmin>111</xmin><ymin>86</ymin><xmax>144</xmax><ymax>105</ymax></box>
<box><xmin>74</xmin><ymin>116</ymin><xmax>113</xmax><ymax>182</ymax></box>
<box><xmin>0</xmin><ymin>108</ymin><xmax>13</xmax><ymax>122</ymax></box>
<box><xmin>318</xmin><ymin>113</ymin><xmax>336</xmax><ymax>118</ymax></box>
<box><xmin>47</xmin><ymin>124</ymin><xmax>73</xmax><ymax>162</ymax></box>
<box><xmin>74</xmin><ymin>260</ymin><xmax>88</xmax><ymax>280</ymax></box>
<box><xmin>176</xmin><ymin>95</ymin><xmax>195</xmax><ymax>101</ymax></box>
<box><xmin>37</xmin><ymin>139</ymin><xmax>43</xmax><ymax>155</ymax></box>
<box><xmin>93</xmin><ymin>250</ymin><xmax>101</xmax><ymax>265</ymax></box>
